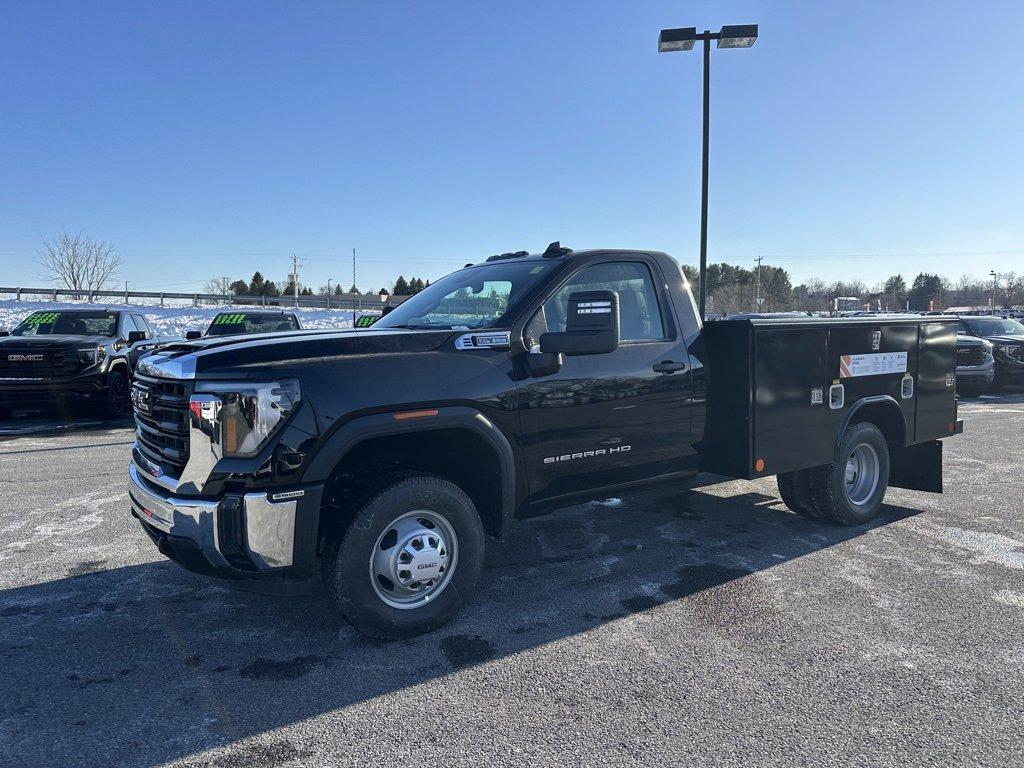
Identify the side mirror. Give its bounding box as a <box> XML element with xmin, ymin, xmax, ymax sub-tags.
<box><xmin>540</xmin><ymin>290</ymin><xmax>619</xmax><ymax>356</ymax></box>
<box><xmin>0</xmin><ymin>330</ymin><xmax>9</xmax><ymax>337</ymax></box>
<box><xmin>185</xmin><ymin>330</ymin><xmax>202</xmax><ymax>340</ymax></box>
<box><xmin>127</xmin><ymin>330</ymin><xmax>147</xmax><ymax>343</ymax></box>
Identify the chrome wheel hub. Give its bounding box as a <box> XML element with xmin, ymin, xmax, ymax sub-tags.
<box><xmin>370</xmin><ymin>510</ymin><xmax>457</xmax><ymax>610</ymax></box>
<box><xmin>844</xmin><ymin>443</ymin><xmax>880</xmax><ymax>506</ymax></box>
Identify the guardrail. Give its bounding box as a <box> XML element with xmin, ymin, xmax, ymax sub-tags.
<box><xmin>0</xmin><ymin>286</ymin><xmax>408</xmax><ymax>310</ymax></box>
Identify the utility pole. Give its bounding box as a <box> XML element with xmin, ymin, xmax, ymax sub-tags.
<box><xmin>327</xmin><ymin>278</ymin><xmax>332</xmax><ymax>310</ymax></box>
<box><xmin>291</xmin><ymin>253</ymin><xmax>301</xmax><ymax>308</ymax></box>
<box><xmin>754</xmin><ymin>255</ymin><xmax>763</xmax><ymax>310</ymax></box>
<box><xmin>352</xmin><ymin>248</ymin><xmax>357</xmax><ymax>326</ymax></box>
<box><xmin>125</xmin><ymin>281</ymin><xmax>129</xmax><ymax>305</ymax></box>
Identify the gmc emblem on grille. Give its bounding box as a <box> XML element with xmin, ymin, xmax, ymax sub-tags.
<box><xmin>131</xmin><ymin>386</ymin><xmax>152</xmax><ymax>413</ymax></box>
<box><xmin>7</xmin><ymin>354</ymin><xmax>44</xmax><ymax>362</ymax></box>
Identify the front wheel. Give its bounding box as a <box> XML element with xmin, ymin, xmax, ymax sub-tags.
<box><xmin>102</xmin><ymin>368</ymin><xmax>131</xmax><ymax>419</ymax></box>
<box><xmin>323</xmin><ymin>475</ymin><xmax>484</xmax><ymax>639</ymax></box>
<box><xmin>957</xmin><ymin>384</ymin><xmax>987</xmax><ymax>398</ymax></box>
<box><xmin>808</xmin><ymin>422</ymin><xmax>890</xmax><ymax>525</ymax></box>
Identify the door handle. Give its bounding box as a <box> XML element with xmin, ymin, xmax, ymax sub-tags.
<box><xmin>652</xmin><ymin>360</ymin><xmax>686</xmax><ymax>374</ymax></box>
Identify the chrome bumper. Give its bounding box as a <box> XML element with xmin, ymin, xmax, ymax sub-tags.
<box><xmin>128</xmin><ymin>461</ymin><xmax>298</xmax><ymax>571</ymax></box>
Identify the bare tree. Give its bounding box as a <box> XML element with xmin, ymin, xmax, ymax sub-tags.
<box><xmin>204</xmin><ymin>276</ymin><xmax>233</xmax><ymax>295</ymax></box>
<box><xmin>36</xmin><ymin>229</ymin><xmax>122</xmax><ymax>291</ymax></box>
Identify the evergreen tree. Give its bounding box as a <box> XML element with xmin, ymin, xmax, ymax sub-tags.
<box><xmin>229</xmin><ymin>279</ymin><xmax>250</xmax><ymax>296</ymax></box>
<box><xmin>263</xmin><ymin>280</ymin><xmax>280</xmax><ymax>297</ymax></box>
<box><xmin>248</xmin><ymin>271</ymin><xmax>266</xmax><ymax>296</ymax></box>
<box><xmin>348</xmin><ymin>284</ymin><xmax>359</xmax><ymax>294</ymax></box>
<box><xmin>335</xmin><ymin>284</ymin><xmax>344</xmax><ymax>295</ymax></box>
<box><xmin>909</xmin><ymin>273</ymin><xmax>944</xmax><ymax>309</ymax></box>
<box><xmin>882</xmin><ymin>275</ymin><xmax>907</xmax><ymax>308</ymax></box>
<box><xmin>393</xmin><ymin>275</ymin><xmax>410</xmax><ymax>295</ymax></box>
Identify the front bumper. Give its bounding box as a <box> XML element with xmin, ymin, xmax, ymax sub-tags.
<box><xmin>128</xmin><ymin>462</ymin><xmax>321</xmax><ymax>581</ymax></box>
<box><xmin>0</xmin><ymin>372</ymin><xmax>106</xmax><ymax>408</ymax></box>
<box><xmin>956</xmin><ymin>361</ymin><xmax>995</xmax><ymax>387</ymax></box>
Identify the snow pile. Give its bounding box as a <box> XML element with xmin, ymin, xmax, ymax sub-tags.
<box><xmin>0</xmin><ymin>299</ymin><xmax>379</xmax><ymax>338</ymax></box>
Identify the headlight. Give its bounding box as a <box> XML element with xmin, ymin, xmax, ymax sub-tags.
<box><xmin>78</xmin><ymin>346</ymin><xmax>106</xmax><ymax>366</ymax></box>
<box><xmin>981</xmin><ymin>339</ymin><xmax>993</xmax><ymax>352</ymax></box>
<box><xmin>999</xmin><ymin>344</ymin><xmax>1021</xmax><ymax>361</ymax></box>
<box><xmin>192</xmin><ymin>379</ymin><xmax>301</xmax><ymax>458</ymax></box>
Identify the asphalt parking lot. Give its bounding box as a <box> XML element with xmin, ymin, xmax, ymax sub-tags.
<box><xmin>1</xmin><ymin>395</ymin><xmax>1022</xmax><ymax>768</ymax></box>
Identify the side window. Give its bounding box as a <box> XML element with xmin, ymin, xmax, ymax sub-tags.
<box><xmin>121</xmin><ymin>314</ymin><xmax>138</xmax><ymax>337</ymax></box>
<box><xmin>133</xmin><ymin>314</ymin><xmax>151</xmax><ymax>338</ymax></box>
<box><xmin>527</xmin><ymin>261</ymin><xmax>666</xmax><ymax>345</ymax></box>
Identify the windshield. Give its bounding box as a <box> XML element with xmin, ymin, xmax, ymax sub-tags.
<box><xmin>964</xmin><ymin>317</ymin><xmax>1024</xmax><ymax>336</ymax></box>
<box><xmin>12</xmin><ymin>311</ymin><xmax>118</xmax><ymax>337</ymax></box>
<box><xmin>206</xmin><ymin>313</ymin><xmax>300</xmax><ymax>336</ymax></box>
<box><xmin>374</xmin><ymin>260</ymin><xmax>554</xmax><ymax>330</ymax></box>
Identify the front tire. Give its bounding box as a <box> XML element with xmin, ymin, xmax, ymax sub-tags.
<box><xmin>808</xmin><ymin>422</ymin><xmax>890</xmax><ymax>525</ymax></box>
<box><xmin>324</xmin><ymin>475</ymin><xmax>484</xmax><ymax>639</ymax></box>
<box><xmin>102</xmin><ymin>368</ymin><xmax>130</xmax><ymax>419</ymax></box>
<box><xmin>957</xmin><ymin>383</ymin><xmax>986</xmax><ymax>398</ymax></box>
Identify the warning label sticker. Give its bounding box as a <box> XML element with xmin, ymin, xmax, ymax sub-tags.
<box><xmin>839</xmin><ymin>351</ymin><xmax>907</xmax><ymax>378</ymax></box>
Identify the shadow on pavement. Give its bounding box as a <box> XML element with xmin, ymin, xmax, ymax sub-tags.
<box><xmin>0</xmin><ymin>483</ymin><xmax>921</xmax><ymax>768</ymax></box>
<box><xmin>0</xmin><ymin>406</ymin><xmax>132</xmax><ymax>440</ymax></box>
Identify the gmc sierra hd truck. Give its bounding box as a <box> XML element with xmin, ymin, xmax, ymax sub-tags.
<box><xmin>128</xmin><ymin>244</ymin><xmax>962</xmax><ymax>638</ymax></box>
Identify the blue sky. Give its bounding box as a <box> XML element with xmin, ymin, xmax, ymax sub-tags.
<box><xmin>1</xmin><ymin>1</ymin><xmax>1022</xmax><ymax>293</ymax></box>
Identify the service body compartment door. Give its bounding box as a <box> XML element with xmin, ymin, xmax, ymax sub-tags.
<box><xmin>751</xmin><ymin>326</ymin><xmax>831</xmax><ymax>476</ymax></box>
<box><xmin>915</xmin><ymin>321</ymin><xmax>958</xmax><ymax>442</ymax></box>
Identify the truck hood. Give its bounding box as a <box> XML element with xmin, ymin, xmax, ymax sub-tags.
<box><xmin>982</xmin><ymin>334</ymin><xmax>1024</xmax><ymax>345</ymax></box>
<box><xmin>141</xmin><ymin>327</ymin><xmax>454</xmax><ymax>378</ymax></box>
<box><xmin>0</xmin><ymin>334</ymin><xmax>111</xmax><ymax>350</ymax></box>
<box><xmin>955</xmin><ymin>335</ymin><xmax>987</xmax><ymax>348</ymax></box>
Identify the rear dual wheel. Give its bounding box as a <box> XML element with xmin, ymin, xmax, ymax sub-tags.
<box><xmin>778</xmin><ymin>423</ymin><xmax>890</xmax><ymax>526</ymax></box>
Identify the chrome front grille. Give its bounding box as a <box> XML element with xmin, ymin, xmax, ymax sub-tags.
<box><xmin>956</xmin><ymin>347</ymin><xmax>985</xmax><ymax>367</ymax></box>
<box><xmin>132</xmin><ymin>373</ymin><xmax>192</xmax><ymax>476</ymax></box>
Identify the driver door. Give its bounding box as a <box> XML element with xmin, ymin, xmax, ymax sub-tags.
<box><xmin>514</xmin><ymin>258</ymin><xmax>694</xmax><ymax>502</ymax></box>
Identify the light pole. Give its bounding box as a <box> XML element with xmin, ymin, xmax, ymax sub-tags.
<box><xmin>990</xmin><ymin>270</ymin><xmax>998</xmax><ymax>311</ymax></box>
<box><xmin>659</xmin><ymin>24</ymin><xmax>758</xmax><ymax>321</ymax></box>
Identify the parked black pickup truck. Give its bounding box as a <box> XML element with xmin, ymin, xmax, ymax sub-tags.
<box><xmin>184</xmin><ymin>310</ymin><xmax>301</xmax><ymax>340</ymax></box>
<box><xmin>0</xmin><ymin>308</ymin><xmax>164</xmax><ymax>419</ymax></box>
<box><xmin>127</xmin><ymin>245</ymin><xmax>962</xmax><ymax>638</ymax></box>
<box><xmin>955</xmin><ymin>315</ymin><xmax>1024</xmax><ymax>388</ymax></box>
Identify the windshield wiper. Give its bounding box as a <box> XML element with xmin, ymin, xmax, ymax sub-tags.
<box><xmin>382</xmin><ymin>323</ymin><xmax>449</xmax><ymax>330</ymax></box>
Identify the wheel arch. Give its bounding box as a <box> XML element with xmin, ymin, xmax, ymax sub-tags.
<box><xmin>837</xmin><ymin>395</ymin><xmax>908</xmax><ymax>453</ymax></box>
<box><xmin>303</xmin><ymin>406</ymin><xmax>518</xmax><ymax>541</ymax></box>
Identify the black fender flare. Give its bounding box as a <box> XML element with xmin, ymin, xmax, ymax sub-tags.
<box><xmin>836</xmin><ymin>395</ymin><xmax>908</xmax><ymax>452</ymax></box>
<box><xmin>302</xmin><ymin>406</ymin><xmax>518</xmax><ymax>537</ymax></box>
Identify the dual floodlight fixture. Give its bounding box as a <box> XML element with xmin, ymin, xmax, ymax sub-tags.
<box><xmin>658</xmin><ymin>24</ymin><xmax>758</xmax><ymax>52</ymax></box>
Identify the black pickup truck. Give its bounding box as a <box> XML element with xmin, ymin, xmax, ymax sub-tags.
<box><xmin>0</xmin><ymin>308</ymin><xmax>164</xmax><ymax>419</ymax></box>
<box><xmin>184</xmin><ymin>310</ymin><xmax>302</xmax><ymax>340</ymax></box>
<box><xmin>127</xmin><ymin>245</ymin><xmax>962</xmax><ymax>638</ymax></box>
